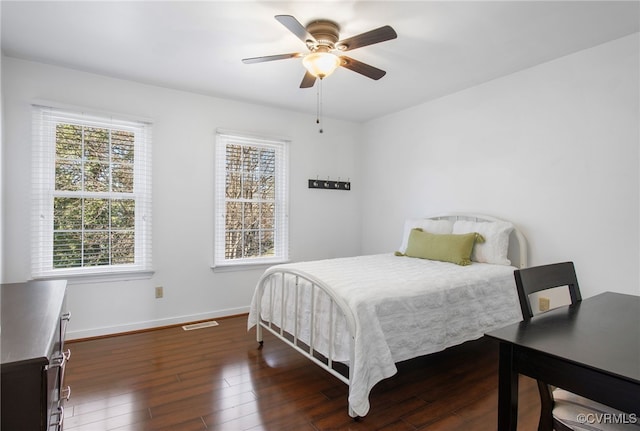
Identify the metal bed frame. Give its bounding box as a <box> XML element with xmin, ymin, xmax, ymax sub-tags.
<box><xmin>253</xmin><ymin>213</ymin><xmax>528</xmax><ymax>417</ymax></box>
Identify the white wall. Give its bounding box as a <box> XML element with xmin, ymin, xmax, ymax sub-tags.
<box><xmin>3</xmin><ymin>32</ymin><xmax>639</xmax><ymax>338</ymax></box>
<box><xmin>1</xmin><ymin>57</ymin><xmax>363</xmax><ymax>339</ymax></box>
<box><xmin>0</xmin><ymin>3</ymin><xmax>4</xmax><ymax>283</ymax></box>
<box><xmin>361</xmin><ymin>34</ymin><xmax>640</xmax><ymax>299</ymax></box>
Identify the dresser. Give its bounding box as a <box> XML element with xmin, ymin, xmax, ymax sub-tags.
<box><xmin>1</xmin><ymin>280</ymin><xmax>71</xmax><ymax>431</ymax></box>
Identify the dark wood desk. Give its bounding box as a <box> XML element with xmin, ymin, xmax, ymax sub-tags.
<box><xmin>486</xmin><ymin>292</ymin><xmax>640</xmax><ymax>431</ymax></box>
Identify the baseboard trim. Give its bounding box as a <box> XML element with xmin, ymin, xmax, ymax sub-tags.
<box><xmin>66</xmin><ymin>306</ymin><xmax>250</xmax><ymax>341</ymax></box>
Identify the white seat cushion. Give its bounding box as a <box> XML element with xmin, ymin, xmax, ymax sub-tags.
<box><xmin>552</xmin><ymin>389</ymin><xmax>639</xmax><ymax>430</ymax></box>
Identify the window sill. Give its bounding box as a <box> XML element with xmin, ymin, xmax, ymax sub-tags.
<box><xmin>211</xmin><ymin>261</ymin><xmax>289</xmax><ymax>273</ymax></box>
<box><xmin>33</xmin><ymin>270</ymin><xmax>155</xmax><ymax>284</ymax></box>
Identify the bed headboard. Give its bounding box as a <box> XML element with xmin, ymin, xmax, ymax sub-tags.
<box><xmin>425</xmin><ymin>212</ymin><xmax>528</xmax><ymax>269</ymax></box>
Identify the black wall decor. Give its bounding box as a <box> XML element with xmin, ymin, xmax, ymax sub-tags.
<box><xmin>308</xmin><ymin>178</ymin><xmax>351</xmax><ymax>191</ymax></box>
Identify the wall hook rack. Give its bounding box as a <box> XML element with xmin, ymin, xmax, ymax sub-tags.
<box><xmin>308</xmin><ymin>177</ymin><xmax>351</xmax><ymax>191</ymax></box>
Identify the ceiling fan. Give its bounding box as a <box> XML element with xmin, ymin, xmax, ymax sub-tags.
<box><xmin>242</xmin><ymin>15</ymin><xmax>397</xmax><ymax>88</ymax></box>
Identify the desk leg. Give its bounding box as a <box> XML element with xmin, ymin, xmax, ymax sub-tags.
<box><xmin>498</xmin><ymin>342</ymin><xmax>518</xmax><ymax>431</ymax></box>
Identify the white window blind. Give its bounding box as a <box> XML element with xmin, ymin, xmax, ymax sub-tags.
<box><xmin>214</xmin><ymin>131</ymin><xmax>289</xmax><ymax>268</ymax></box>
<box><xmin>32</xmin><ymin>105</ymin><xmax>152</xmax><ymax>279</ymax></box>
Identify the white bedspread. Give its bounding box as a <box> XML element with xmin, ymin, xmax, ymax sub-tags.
<box><xmin>247</xmin><ymin>253</ymin><xmax>522</xmax><ymax>417</ymax></box>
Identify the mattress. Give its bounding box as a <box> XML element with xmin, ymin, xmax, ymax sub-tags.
<box><xmin>247</xmin><ymin>253</ymin><xmax>522</xmax><ymax>416</ymax></box>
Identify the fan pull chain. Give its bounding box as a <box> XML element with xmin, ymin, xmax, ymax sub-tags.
<box><xmin>316</xmin><ymin>78</ymin><xmax>324</xmax><ymax>134</ymax></box>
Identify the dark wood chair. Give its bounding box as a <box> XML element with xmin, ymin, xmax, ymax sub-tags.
<box><xmin>514</xmin><ymin>262</ymin><xmax>637</xmax><ymax>431</ymax></box>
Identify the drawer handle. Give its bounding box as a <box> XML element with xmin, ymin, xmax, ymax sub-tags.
<box><xmin>61</xmin><ymin>311</ymin><xmax>71</xmax><ymax>322</ymax></box>
<box><xmin>62</xmin><ymin>385</ymin><xmax>71</xmax><ymax>401</ymax></box>
<box><xmin>47</xmin><ymin>349</ymin><xmax>71</xmax><ymax>369</ymax></box>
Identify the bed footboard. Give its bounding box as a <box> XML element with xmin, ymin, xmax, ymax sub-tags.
<box><xmin>254</xmin><ymin>267</ymin><xmax>359</xmax><ymax>417</ymax></box>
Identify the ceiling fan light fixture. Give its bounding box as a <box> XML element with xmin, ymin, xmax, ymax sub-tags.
<box><xmin>302</xmin><ymin>52</ymin><xmax>340</xmax><ymax>79</ymax></box>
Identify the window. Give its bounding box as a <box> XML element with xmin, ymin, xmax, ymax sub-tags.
<box><xmin>32</xmin><ymin>106</ymin><xmax>152</xmax><ymax>279</ymax></box>
<box><xmin>214</xmin><ymin>131</ymin><xmax>289</xmax><ymax>268</ymax></box>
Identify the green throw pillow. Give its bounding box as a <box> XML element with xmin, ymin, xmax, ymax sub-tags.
<box><xmin>400</xmin><ymin>228</ymin><xmax>485</xmax><ymax>266</ymax></box>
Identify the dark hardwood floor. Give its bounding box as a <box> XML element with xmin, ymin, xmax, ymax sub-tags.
<box><xmin>63</xmin><ymin>315</ymin><xmax>540</xmax><ymax>430</ymax></box>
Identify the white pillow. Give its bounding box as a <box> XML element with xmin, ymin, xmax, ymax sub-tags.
<box><xmin>452</xmin><ymin>220</ymin><xmax>514</xmax><ymax>265</ymax></box>
<box><xmin>398</xmin><ymin>218</ymin><xmax>454</xmax><ymax>254</ymax></box>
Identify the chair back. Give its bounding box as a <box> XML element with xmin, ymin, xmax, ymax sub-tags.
<box><xmin>514</xmin><ymin>261</ymin><xmax>582</xmax><ymax>321</ymax></box>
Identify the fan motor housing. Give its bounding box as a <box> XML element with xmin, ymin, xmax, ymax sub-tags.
<box><xmin>306</xmin><ymin>20</ymin><xmax>340</xmax><ymax>49</ymax></box>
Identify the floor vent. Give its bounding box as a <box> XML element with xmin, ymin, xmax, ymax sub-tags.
<box><xmin>182</xmin><ymin>320</ymin><xmax>219</xmax><ymax>331</ymax></box>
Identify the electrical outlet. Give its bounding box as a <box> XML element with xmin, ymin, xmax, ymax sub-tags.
<box><xmin>155</xmin><ymin>286</ymin><xmax>163</xmax><ymax>299</ymax></box>
<box><xmin>539</xmin><ymin>296</ymin><xmax>550</xmax><ymax>312</ymax></box>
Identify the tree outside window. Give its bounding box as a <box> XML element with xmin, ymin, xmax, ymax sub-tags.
<box><xmin>32</xmin><ymin>107</ymin><xmax>152</xmax><ymax>278</ymax></box>
<box><xmin>214</xmin><ymin>132</ymin><xmax>288</xmax><ymax>267</ymax></box>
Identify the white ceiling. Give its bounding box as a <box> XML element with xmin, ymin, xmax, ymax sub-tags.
<box><xmin>2</xmin><ymin>1</ymin><xmax>639</xmax><ymax>122</ymax></box>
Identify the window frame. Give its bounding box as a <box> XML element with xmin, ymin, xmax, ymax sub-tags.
<box><xmin>31</xmin><ymin>105</ymin><xmax>153</xmax><ymax>281</ymax></box>
<box><xmin>213</xmin><ymin>130</ymin><xmax>289</xmax><ymax>269</ymax></box>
